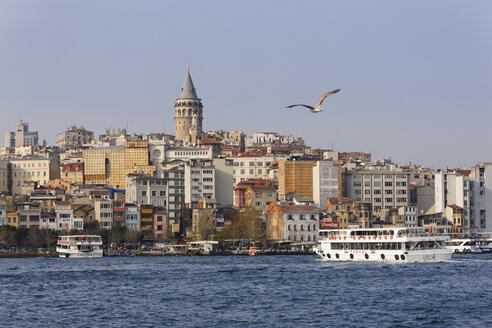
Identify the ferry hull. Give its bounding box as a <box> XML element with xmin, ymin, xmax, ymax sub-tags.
<box><xmin>315</xmin><ymin>248</ymin><xmax>452</xmax><ymax>263</ymax></box>
<box><xmin>57</xmin><ymin>251</ymin><xmax>103</xmax><ymax>259</ymax></box>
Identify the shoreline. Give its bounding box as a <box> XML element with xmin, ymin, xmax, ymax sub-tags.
<box><xmin>0</xmin><ymin>251</ymin><xmax>315</xmax><ymax>258</ymax></box>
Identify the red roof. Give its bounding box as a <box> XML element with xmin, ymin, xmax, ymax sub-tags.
<box><xmin>236</xmin><ymin>179</ymin><xmax>272</xmax><ymax>187</ymax></box>
<box><xmin>457</xmin><ymin>170</ymin><xmax>471</xmax><ymax>177</ymax></box>
<box><xmin>327</xmin><ymin>198</ymin><xmax>354</xmax><ymax>205</ymax></box>
<box><xmin>238</xmin><ymin>150</ymin><xmax>268</xmax><ymax>157</ymax></box>
<box><xmin>249</xmin><ymin>185</ymin><xmax>276</xmax><ymax>192</ymax></box>
<box><xmin>274</xmin><ymin>204</ymin><xmax>320</xmax><ymax>214</ymax></box>
<box><xmin>60</xmin><ymin>163</ymin><xmax>83</xmax><ymax>172</ymax></box>
<box><xmin>90</xmin><ymin>190</ymin><xmax>109</xmax><ymax>195</ymax></box>
<box><xmin>200</xmin><ymin>139</ymin><xmax>222</xmax><ymax>144</ymax></box>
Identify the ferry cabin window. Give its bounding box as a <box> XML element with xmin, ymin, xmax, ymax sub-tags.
<box><xmin>332</xmin><ymin>242</ymin><xmax>402</xmax><ymax>250</ymax></box>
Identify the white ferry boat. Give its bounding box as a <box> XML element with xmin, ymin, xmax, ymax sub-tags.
<box><xmin>56</xmin><ymin>235</ymin><xmax>103</xmax><ymax>258</ymax></box>
<box><xmin>445</xmin><ymin>238</ymin><xmax>483</xmax><ymax>254</ymax></box>
<box><xmin>314</xmin><ymin>226</ymin><xmax>452</xmax><ymax>263</ymax></box>
<box><xmin>478</xmin><ymin>238</ymin><xmax>492</xmax><ymax>253</ymax></box>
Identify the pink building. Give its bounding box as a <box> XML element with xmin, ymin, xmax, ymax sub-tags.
<box><xmin>153</xmin><ymin>207</ymin><xmax>167</xmax><ymax>241</ymax></box>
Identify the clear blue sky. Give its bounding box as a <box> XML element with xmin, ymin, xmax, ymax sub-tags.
<box><xmin>1</xmin><ymin>0</ymin><xmax>491</xmax><ymax>169</ymax></box>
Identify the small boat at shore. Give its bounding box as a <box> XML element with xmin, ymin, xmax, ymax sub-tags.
<box><xmin>249</xmin><ymin>246</ymin><xmax>258</xmax><ymax>256</ymax></box>
<box><xmin>314</xmin><ymin>226</ymin><xmax>452</xmax><ymax>263</ymax></box>
<box><xmin>56</xmin><ymin>235</ymin><xmax>103</xmax><ymax>258</ymax></box>
<box><xmin>445</xmin><ymin>238</ymin><xmax>483</xmax><ymax>254</ymax></box>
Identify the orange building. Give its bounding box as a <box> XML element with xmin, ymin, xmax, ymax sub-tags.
<box><xmin>266</xmin><ymin>203</ymin><xmax>320</xmax><ymax>242</ymax></box>
<box><xmin>278</xmin><ymin>160</ymin><xmax>316</xmax><ymax>200</ymax></box>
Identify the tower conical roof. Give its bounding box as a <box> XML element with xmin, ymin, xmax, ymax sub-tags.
<box><xmin>180</xmin><ymin>67</ymin><xmax>198</xmax><ymax>99</ymax></box>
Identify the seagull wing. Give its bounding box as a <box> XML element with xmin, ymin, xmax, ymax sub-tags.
<box><xmin>315</xmin><ymin>89</ymin><xmax>341</xmax><ymax>107</ymax></box>
<box><xmin>285</xmin><ymin>104</ymin><xmax>315</xmax><ymax>110</ymax></box>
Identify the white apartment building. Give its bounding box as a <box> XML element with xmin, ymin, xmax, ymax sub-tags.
<box><xmin>94</xmin><ymin>200</ymin><xmax>113</xmax><ymax>229</ymax></box>
<box><xmin>267</xmin><ymin>203</ymin><xmax>320</xmax><ymax>243</ymax></box>
<box><xmin>148</xmin><ymin>140</ymin><xmax>213</xmax><ymax>177</ymax></box>
<box><xmin>233</xmin><ymin>155</ymin><xmax>287</xmax><ymax>185</ymax></box>
<box><xmin>17</xmin><ymin>203</ymin><xmax>41</xmax><ymax>229</ymax></box>
<box><xmin>399</xmin><ymin>206</ymin><xmax>417</xmax><ymax>227</ymax></box>
<box><xmin>184</xmin><ymin>161</ymin><xmax>215</xmax><ymax>208</ymax></box>
<box><xmin>212</xmin><ymin>158</ymin><xmax>234</xmax><ymax>207</ymax></box>
<box><xmin>470</xmin><ymin>163</ymin><xmax>492</xmax><ymax>233</ymax></box>
<box><xmin>313</xmin><ymin>160</ymin><xmax>339</xmax><ymax>210</ymax></box>
<box><xmin>3</xmin><ymin>120</ymin><xmax>38</xmax><ymax>148</ymax></box>
<box><xmin>55</xmin><ymin>201</ymin><xmax>74</xmax><ymax>230</ymax></box>
<box><xmin>344</xmin><ymin>171</ymin><xmax>410</xmax><ymax>210</ymax></box>
<box><xmin>246</xmin><ymin>132</ymin><xmax>304</xmax><ymax>147</ymax></box>
<box><xmin>40</xmin><ymin>214</ymin><xmax>57</xmax><ymax>230</ymax></box>
<box><xmin>126</xmin><ymin>175</ymin><xmax>168</xmax><ymax>207</ymax></box>
<box><xmin>435</xmin><ymin>171</ymin><xmax>472</xmax><ymax>232</ymax></box>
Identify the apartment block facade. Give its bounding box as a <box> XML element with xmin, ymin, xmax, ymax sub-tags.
<box><xmin>56</xmin><ymin>126</ymin><xmax>94</xmax><ymax>149</ymax></box>
<box><xmin>83</xmin><ymin>140</ymin><xmax>155</xmax><ymax>189</ymax></box>
<box><xmin>278</xmin><ymin>160</ymin><xmax>316</xmax><ymax>200</ymax></box>
<box><xmin>313</xmin><ymin>160</ymin><xmax>339</xmax><ymax>210</ymax></box>
<box><xmin>343</xmin><ymin>171</ymin><xmax>410</xmax><ymax>210</ymax></box>
<box><xmin>470</xmin><ymin>163</ymin><xmax>492</xmax><ymax>233</ymax></box>
<box><xmin>9</xmin><ymin>157</ymin><xmax>60</xmax><ymax>195</ymax></box>
<box><xmin>184</xmin><ymin>161</ymin><xmax>216</xmax><ymax>208</ymax></box>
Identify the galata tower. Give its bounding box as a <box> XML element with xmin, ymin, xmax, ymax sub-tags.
<box><xmin>174</xmin><ymin>66</ymin><xmax>203</xmax><ymax>144</ymax></box>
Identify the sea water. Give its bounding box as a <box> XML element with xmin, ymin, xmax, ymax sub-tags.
<box><xmin>1</xmin><ymin>254</ymin><xmax>491</xmax><ymax>327</ymax></box>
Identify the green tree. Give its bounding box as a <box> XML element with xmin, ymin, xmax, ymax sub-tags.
<box><xmin>215</xmin><ymin>228</ymin><xmax>231</xmax><ymax>247</ymax></box>
<box><xmin>230</xmin><ymin>207</ymin><xmax>265</xmax><ymax>246</ymax></box>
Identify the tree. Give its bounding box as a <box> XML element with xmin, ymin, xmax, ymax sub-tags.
<box><xmin>215</xmin><ymin>228</ymin><xmax>232</xmax><ymax>247</ymax></box>
<box><xmin>41</xmin><ymin>229</ymin><xmax>59</xmax><ymax>249</ymax></box>
<box><xmin>26</xmin><ymin>228</ymin><xmax>42</xmax><ymax>249</ymax></box>
<box><xmin>125</xmin><ymin>229</ymin><xmax>141</xmax><ymax>247</ymax></box>
<box><xmin>230</xmin><ymin>207</ymin><xmax>266</xmax><ymax>246</ymax></box>
<box><xmin>109</xmin><ymin>226</ymin><xmax>127</xmax><ymax>246</ymax></box>
<box><xmin>196</xmin><ymin>210</ymin><xmax>215</xmax><ymax>240</ymax></box>
<box><xmin>0</xmin><ymin>225</ymin><xmax>16</xmax><ymax>247</ymax></box>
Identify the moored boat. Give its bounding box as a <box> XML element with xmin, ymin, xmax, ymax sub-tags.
<box><xmin>56</xmin><ymin>235</ymin><xmax>103</xmax><ymax>258</ymax></box>
<box><xmin>445</xmin><ymin>238</ymin><xmax>482</xmax><ymax>254</ymax></box>
<box><xmin>314</xmin><ymin>226</ymin><xmax>452</xmax><ymax>263</ymax></box>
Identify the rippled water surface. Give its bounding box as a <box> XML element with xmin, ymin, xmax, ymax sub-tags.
<box><xmin>1</xmin><ymin>254</ymin><xmax>492</xmax><ymax>327</ymax></box>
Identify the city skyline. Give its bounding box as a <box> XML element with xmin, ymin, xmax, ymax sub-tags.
<box><xmin>1</xmin><ymin>1</ymin><xmax>491</xmax><ymax>169</ymax></box>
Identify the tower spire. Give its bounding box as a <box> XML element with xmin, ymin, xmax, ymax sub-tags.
<box><xmin>180</xmin><ymin>66</ymin><xmax>198</xmax><ymax>99</ymax></box>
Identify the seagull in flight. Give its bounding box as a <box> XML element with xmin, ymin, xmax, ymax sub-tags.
<box><xmin>286</xmin><ymin>89</ymin><xmax>341</xmax><ymax>113</ymax></box>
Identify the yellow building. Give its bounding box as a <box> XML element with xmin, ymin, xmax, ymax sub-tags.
<box><xmin>7</xmin><ymin>212</ymin><xmax>18</xmax><ymax>228</ymax></box>
<box><xmin>83</xmin><ymin>140</ymin><xmax>155</xmax><ymax>189</ymax></box>
<box><xmin>278</xmin><ymin>160</ymin><xmax>316</xmax><ymax>199</ymax></box>
<box><xmin>60</xmin><ymin>163</ymin><xmax>84</xmax><ymax>185</ymax></box>
<box><xmin>10</xmin><ymin>157</ymin><xmax>60</xmax><ymax>195</ymax></box>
